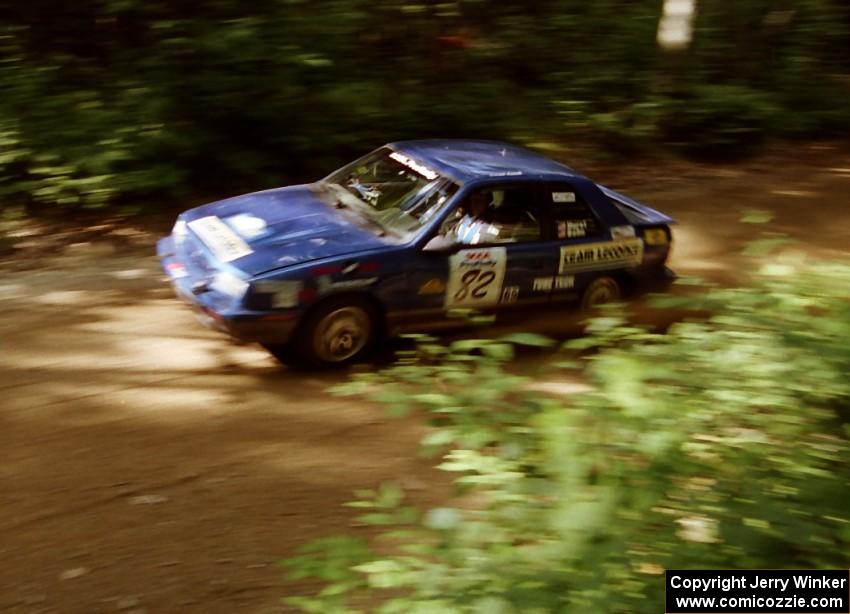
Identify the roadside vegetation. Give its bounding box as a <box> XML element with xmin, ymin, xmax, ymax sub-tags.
<box><xmin>2</xmin><ymin>1</ymin><xmax>849</xmax><ymax>213</ymax></box>
<box><xmin>283</xmin><ymin>249</ymin><xmax>850</xmax><ymax>612</ymax></box>
<box><xmin>3</xmin><ymin>2</ymin><xmax>849</xmax><ymax>610</ymax></box>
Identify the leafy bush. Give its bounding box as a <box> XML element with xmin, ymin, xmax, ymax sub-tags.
<box><xmin>283</xmin><ymin>258</ymin><xmax>850</xmax><ymax>613</ymax></box>
<box><xmin>1</xmin><ymin>1</ymin><xmax>849</xmax><ymax>210</ymax></box>
<box><xmin>661</xmin><ymin>85</ymin><xmax>780</xmax><ymax>156</ymax></box>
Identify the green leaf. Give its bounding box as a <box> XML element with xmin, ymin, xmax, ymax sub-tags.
<box><xmin>740</xmin><ymin>209</ymin><xmax>773</xmax><ymax>224</ymax></box>
<box><xmin>423</xmin><ymin>507</ymin><xmax>462</xmax><ymax>530</ymax></box>
<box><xmin>562</xmin><ymin>337</ymin><xmax>599</xmax><ymax>351</ymax></box>
<box><xmin>421</xmin><ymin>429</ymin><xmax>456</xmax><ymax>448</ymax></box>
<box><xmin>501</xmin><ymin>332</ymin><xmax>556</xmax><ymax>347</ymax></box>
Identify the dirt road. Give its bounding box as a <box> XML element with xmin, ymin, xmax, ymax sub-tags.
<box><xmin>1</xmin><ymin>143</ymin><xmax>849</xmax><ymax>613</ymax></box>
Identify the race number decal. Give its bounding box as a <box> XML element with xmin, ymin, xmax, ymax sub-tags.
<box><xmin>188</xmin><ymin>216</ymin><xmax>253</xmax><ymax>262</ymax></box>
<box><xmin>446</xmin><ymin>247</ymin><xmax>507</xmax><ymax>308</ymax></box>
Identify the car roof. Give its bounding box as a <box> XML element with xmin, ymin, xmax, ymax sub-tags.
<box><xmin>389</xmin><ymin>139</ymin><xmax>577</xmax><ymax>183</ymax></box>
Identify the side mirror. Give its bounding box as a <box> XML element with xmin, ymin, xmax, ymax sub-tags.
<box><xmin>421</xmin><ymin>234</ymin><xmax>458</xmax><ymax>253</ymax></box>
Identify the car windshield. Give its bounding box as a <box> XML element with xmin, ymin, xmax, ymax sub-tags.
<box><xmin>321</xmin><ymin>147</ymin><xmax>459</xmax><ymax>236</ymax></box>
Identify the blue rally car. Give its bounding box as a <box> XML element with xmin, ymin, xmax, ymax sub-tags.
<box><xmin>158</xmin><ymin>140</ymin><xmax>675</xmax><ymax>366</ymax></box>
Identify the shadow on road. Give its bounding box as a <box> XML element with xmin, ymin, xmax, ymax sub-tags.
<box><xmin>2</xmin><ymin>141</ymin><xmax>850</xmax><ymax>612</ymax></box>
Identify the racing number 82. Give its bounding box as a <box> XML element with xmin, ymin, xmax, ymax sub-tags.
<box><xmin>454</xmin><ymin>269</ymin><xmax>496</xmax><ymax>301</ymax></box>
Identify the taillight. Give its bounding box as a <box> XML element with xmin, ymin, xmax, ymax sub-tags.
<box><xmin>643</xmin><ymin>227</ymin><xmax>670</xmax><ymax>246</ymax></box>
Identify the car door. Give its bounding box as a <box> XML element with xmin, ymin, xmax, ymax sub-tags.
<box><xmin>545</xmin><ymin>182</ymin><xmax>643</xmax><ymax>302</ymax></box>
<box><xmin>402</xmin><ymin>183</ymin><xmax>562</xmax><ymax>325</ymax></box>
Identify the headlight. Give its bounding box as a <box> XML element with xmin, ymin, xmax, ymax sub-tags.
<box><xmin>211</xmin><ymin>271</ymin><xmax>249</xmax><ymax>298</ymax></box>
<box><xmin>251</xmin><ymin>280</ymin><xmax>303</xmax><ymax>308</ymax></box>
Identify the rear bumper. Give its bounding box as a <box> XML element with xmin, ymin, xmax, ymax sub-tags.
<box><xmin>157</xmin><ymin>236</ymin><xmax>299</xmax><ymax>344</ymax></box>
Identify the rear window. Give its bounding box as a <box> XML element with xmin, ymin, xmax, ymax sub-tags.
<box><xmin>608</xmin><ymin>197</ymin><xmax>652</xmax><ymax>224</ymax></box>
<box><xmin>549</xmin><ymin>186</ymin><xmax>604</xmax><ymax>239</ymax></box>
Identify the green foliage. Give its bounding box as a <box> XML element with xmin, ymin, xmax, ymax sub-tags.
<box><xmin>1</xmin><ymin>0</ymin><xmax>849</xmax><ymax>210</ymax></box>
<box><xmin>661</xmin><ymin>85</ymin><xmax>781</xmax><ymax>156</ymax></box>
<box><xmin>283</xmin><ymin>258</ymin><xmax>850</xmax><ymax>612</ymax></box>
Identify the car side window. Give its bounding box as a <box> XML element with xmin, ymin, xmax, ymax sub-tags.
<box><xmin>549</xmin><ymin>185</ymin><xmax>604</xmax><ymax>239</ymax></box>
<box><xmin>440</xmin><ymin>186</ymin><xmax>543</xmax><ymax>245</ymax></box>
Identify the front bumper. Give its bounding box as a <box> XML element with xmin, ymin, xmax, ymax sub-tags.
<box><xmin>157</xmin><ymin>236</ymin><xmax>299</xmax><ymax>344</ymax></box>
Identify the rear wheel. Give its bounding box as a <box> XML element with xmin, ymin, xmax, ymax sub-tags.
<box><xmin>266</xmin><ymin>297</ymin><xmax>377</xmax><ymax>368</ymax></box>
<box><xmin>580</xmin><ymin>276</ymin><xmax>622</xmax><ymax>310</ymax></box>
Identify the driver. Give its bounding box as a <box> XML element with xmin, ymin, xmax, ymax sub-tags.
<box><xmin>467</xmin><ymin>191</ymin><xmax>491</xmax><ymax>220</ymax></box>
<box><xmin>346</xmin><ymin>176</ymin><xmax>381</xmax><ymax>205</ymax></box>
<box><xmin>451</xmin><ymin>191</ymin><xmax>501</xmax><ymax>245</ymax></box>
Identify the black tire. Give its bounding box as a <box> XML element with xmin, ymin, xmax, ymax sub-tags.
<box><xmin>580</xmin><ymin>276</ymin><xmax>622</xmax><ymax>310</ymax></box>
<box><xmin>261</xmin><ymin>341</ymin><xmax>299</xmax><ymax>366</ymax></box>
<box><xmin>275</xmin><ymin>296</ymin><xmax>378</xmax><ymax>368</ymax></box>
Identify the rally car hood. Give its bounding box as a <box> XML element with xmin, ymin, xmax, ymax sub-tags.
<box><xmin>182</xmin><ymin>184</ymin><xmax>386</xmax><ymax>276</ymax></box>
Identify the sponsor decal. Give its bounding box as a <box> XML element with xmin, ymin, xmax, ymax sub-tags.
<box><xmin>552</xmin><ymin>191</ymin><xmax>577</xmax><ymax>203</ymax></box>
<box><xmin>557</xmin><ymin>220</ymin><xmax>589</xmax><ymax>239</ymax></box>
<box><xmin>533</xmin><ymin>277</ymin><xmax>554</xmax><ymax>292</ymax></box>
<box><xmin>532</xmin><ymin>275</ymin><xmax>575</xmax><ymax>292</ymax></box>
<box><xmin>166</xmin><ymin>262</ymin><xmax>188</xmax><ymax>279</ymax></box>
<box><xmin>462</xmin><ymin>250</ymin><xmax>496</xmax><ymax>263</ymax></box>
<box><xmin>446</xmin><ymin>247</ymin><xmax>507</xmax><ymax>308</ymax></box>
<box><xmin>389</xmin><ymin>151</ymin><xmax>438</xmax><ymax>180</ymax></box>
<box><xmin>500</xmin><ymin>285</ymin><xmax>519</xmax><ymax>303</ymax></box>
<box><xmin>253</xmin><ymin>280</ymin><xmax>303</xmax><ymax>308</ymax></box>
<box><xmin>188</xmin><ymin>216</ymin><xmax>253</xmax><ymax>262</ymax></box>
<box><xmin>559</xmin><ymin>238</ymin><xmax>644</xmax><ymax>274</ymax></box>
<box><xmin>555</xmin><ymin>274</ymin><xmax>575</xmax><ymax>289</ymax></box>
<box><xmin>418</xmin><ymin>278</ymin><xmax>446</xmax><ymax>295</ymax></box>
<box><xmin>317</xmin><ymin>276</ymin><xmax>378</xmax><ymax>294</ymax></box>
<box><xmin>568</xmin><ymin>220</ymin><xmax>588</xmax><ymax>238</ymax></box>
<box><xmin>610</xmin><ymin>225</ymin><xmax>636</xmax><ymax>239</ymax></box>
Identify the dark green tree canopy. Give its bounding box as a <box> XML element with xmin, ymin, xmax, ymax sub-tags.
<box><xmin>1</xmin><ymin>0</ymin><xmax>848</xmax><ymax>210</ymax></box>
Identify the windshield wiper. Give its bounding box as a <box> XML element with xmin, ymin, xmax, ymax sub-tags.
<box><xmin>312</xmin><ymin>181</ymin><xmax>346</xmax><ymax>208</ymax></box>
<box><xmin>359</xmin><ymin>216</ymin><xmax>388</xmax><ymax>238</ymax></box>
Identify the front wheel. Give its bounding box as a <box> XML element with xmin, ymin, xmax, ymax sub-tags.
<box><xmin>267</xmin><ymin>297</ymin><xmax>378</xmax><ymax>368</ymax></box>
<box><xmin>580</xmin><ymin>276</ymin><xmax>622</xmax><ymax>310</ymax></box>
